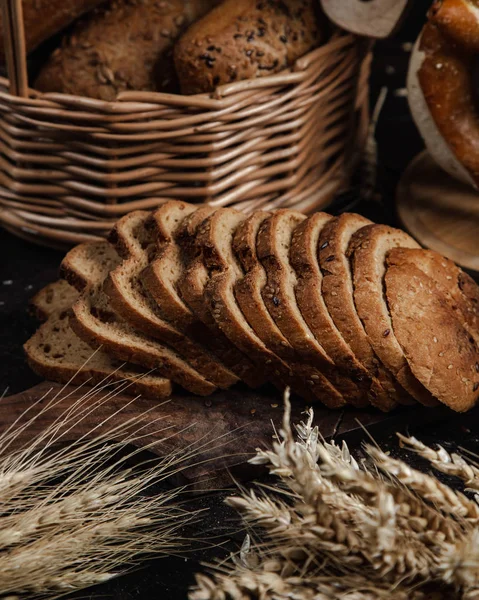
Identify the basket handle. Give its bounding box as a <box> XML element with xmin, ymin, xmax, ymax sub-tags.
<box><xmin>1</xmin><ymin>0</ymin><xmax>28</xmax><ymax>96</ymax></box>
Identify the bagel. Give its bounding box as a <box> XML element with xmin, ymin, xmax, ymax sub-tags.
<box><xmin>408</xmin><ymin>1</ymin><xmax>479</xmax><ymax>188</ymax></box>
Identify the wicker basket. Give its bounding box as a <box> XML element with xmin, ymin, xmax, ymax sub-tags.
<box><xmin>0</xmin><ymin>0</ymin><xmax>371</xmax><ymax>249</ymax></box>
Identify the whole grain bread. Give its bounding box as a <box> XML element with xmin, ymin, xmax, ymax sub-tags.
<box><xmin>178</xmin><ymin>207</ymin><xmax>267</xmax><ymax>388</ymax></box>
<box><xmin>257</xmin><ymin>209</ymin><xmax>367</xmax><ymax>408</ymax></box>
<box><xmin>290</xmin><ymin>212</ymin><xmax>372</xmax><ymax>407</ymax></box>
<box><xmin>385</xmin><ymin>263</ymin><xmax>479</xmax><ymax>412</ymax></box>
<box><xmin>232</xmin><ymin>211</ymin><xmax>345</xmax><ymax>408</ymax></box>
<box><xmin>30</xmin><ymin>280</ymin><xmax>79</xmax><ymax>321</ymax></box>
<box><xmin>349</xmin><ymin>224</ymin><xmax>438</xmax><ymax>408</ymax></box>
<box><xmin>387</xmin><ymin>247</ymin><xmax>479</xmax><ymax>347</ymax></box>
<box><xmin>0</xmin><ymin>0</ymin><xmax>104</xmax><ymax>62</ymax></box>
<box><xmin>199</xmin><ymin>207</ymin><xmax>313</xmax><ymax>396</ymax></box>
<box><xmin>174</xmin><ymin>0</ymin><xmax>324</xmax><ymax>94</ymax></box>
<box><xmin>317</xmin><ymin>214</ymin><xmax>405</xmax><ymax>411</ymax></box>
<box><xmin>142</xmin><ymin>201</ymin><xmax>199</xmax><ymax>330</ymax></box>
<box><xmin>62</xmin><ymin>241</ymin><xmax>217</xmax><ymax>396</ymax></box>
<box><xmin>25</xmin><ymin>310</ymin><xmax>172</xmax><ymax>400</ymax></box>
<box><xmin>35</xmin><ymin>0</ymin><xmax>218</xmax><ymax>100</ymax></box>
<box><xmin>104</xmin><ymin>209</ymin><xmax>237</xmax><ymax>389</ymax></box>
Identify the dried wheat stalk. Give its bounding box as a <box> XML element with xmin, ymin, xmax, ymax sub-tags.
<box><xmin>0</xmin><ymin>377</ymin><xmax>198</xmax><ymax>599</ymax></box>
<box><xmin>191</xmin><ymin>392</ymin><xmax>479</xmax><ymax>600</ymax></box>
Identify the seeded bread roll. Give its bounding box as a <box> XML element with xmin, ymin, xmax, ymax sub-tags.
<box><xmin>174</xmin><ymin>0</ymin><xmax>325</xmax><ymax>95</ymax></box>
<box><xmin>0</xmin><ymin>0</ymin><xmax>105</xmax><ymax>62</ymax></box>
<box><xmin>35</xmin><ymin>0</ymin><xmax>218</xmax><ymax>100</ymax></box>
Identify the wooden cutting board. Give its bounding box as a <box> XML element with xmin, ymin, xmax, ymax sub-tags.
<box><xmin>0</xmin><ymin>381</ymin><xmax>453</xmax><ymax>490</ymax></box>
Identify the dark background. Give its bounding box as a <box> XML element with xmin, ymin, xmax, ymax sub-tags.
<box><xmin>2</xmin><ymin>2</ymin><xmax>479</xmax><ymax>598</ymax></box>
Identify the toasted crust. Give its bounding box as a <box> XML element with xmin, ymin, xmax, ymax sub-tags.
<box><xmin>24</xmin><ymin>310</ymin><xmax>172</xmax><ymax>400</ymax></box>
<box><xmin>105</xmin><ymin>209</ymin><xmax>237</xmax><ymax>389</ymax></box>
<box><xmin>232</xmin><ymin>211</ymin><xmax>344</xmax><ymax>408</ymax></box>
<box><xmin>385</xmin><ymin>263</ymin><xmax>479</xmax><ymax>412</ymax></box>
<box><xmin>62</xmin><ymin>241</ymin><xmax>217</xmax><ymax>396</ymax></box>
<box><xmin>349</xmin><ymin>224</ymin><xmax>437</xmax><ymax>407</ymax></box>
<box><xmin>290</xmin><ymin>213</ymin><xmax>371</xmax><ymax>407</ymax></box>
<box><xmin>318</xmin><ymin>214</ymin><xmax>404</xmax><ymax>411</ymax></box>
<box><xmin>30</xmin><ymin>280</ymin><xmax>79</xmax><ymax>322</ymax></box>
<box><xmin>178</xmin><ymin>208</ymin><xmax>267</xmax><ymax>389</ymax></box>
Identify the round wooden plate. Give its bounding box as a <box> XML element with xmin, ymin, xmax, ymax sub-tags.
<box><xmin>397</xmin><ymin>151</ymin><xmax>479</xmax><ymax>273</ymax></box>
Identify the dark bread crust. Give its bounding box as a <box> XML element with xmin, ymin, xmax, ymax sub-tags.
<box><xmin>318</xmin><ymin>214</ymin><xmax>404</xmax><ymax>411</ymax></box>
<box><xmin>232</xmin><ymin>211</ymin><xmax>345</xmax><ymax>408</ymax></box>
<box><xmin>388</xmin><ymin>247</ymin><xmax>479</xmax><ymax>347</ymax></box>
<box><xmin>257</xmin><ymin>209</ymin><xmax>362</xmax><ymax>408</ymax></box>
<box><xmin>290</xmin><ymin>213</ymin><xmax>371</xmax><ymax>407</ymax></box>
<box><xmin>36</xmin><ymin>0</ymin><xmax>218</xmax><ymax>100</ymax></box>
<box><xmin>349</xmin><ymin>224</ymin><xmax>437</xmax><ymax>407</ymax></box>
<box><xmin>385</xmin><ymin>263</ymin><xmax>479</xmax><ymax>412</ymax></box>
<box><xmin>62</xmin><ymin>241</ymin><xmax>218</xmax><ymax>396</ymax></box>
<box><xmin>105</xmin><ymin>210</ymin><xmax>237</xmax><ymax>389</ymax></box>
<box><xmin>25</xmin><ymin>310</ymin><xmax>172</xmax><ymax>400</ymax></box>
<box><xmin>174</xmin><ymin>0</ymin><xmax>324</xmax><ymax>94</ymax></box>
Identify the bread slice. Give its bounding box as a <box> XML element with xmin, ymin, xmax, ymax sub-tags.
<box><xmin>178</xmin><ymin>208</ymin><xmax>267</xmax><ymax>389</ymax></box>
<box><xmin>25</xmin><ymin>310</ymin><xmax>172</xmax><ymax>400</ymax></box>
<box><xmin>232</xmin><ymin>211</ymin><xmax>345</xmax><ymax>408</ymax></box>
<box><xmin>62</xmin><ymin>241</ymin><xmax>217</xmax><ymax>396</ymax></box>
<box><xmin>387</xmin><ymin>247</ymin><xmax>479</xmax><ymax>347</ymax></box>
<box><xmin>198</xmin><ymin>207</ymin><xmax>312</xmax><ymax>397</ymax></box>
<box><xmin>104</xmin><ymin>209</ymin><xmax>237</xmax><ymax>389</ymax></box>
<box><xmin>290</xmin><ymin>213</ymin><xmax>372</xmax><ymax>407</ymax></box>
<box><xmin>385</xmin><ymin>263</ymin><xmax>479</xmax><ymax>412</ymax></box>
<box><xmin>317</xmin><ymin>214</ymin><xmax>405</xmax><ymax>411</ymax></box>
<box><xmin>349</xmin><ymin>224</ymin><xmax>437</xmax><ymax>407</ymax></box>
<box><xmin>30</xmin><ymin>280</ymin><xmax>79</xmax><ymax>321</ymax></box>
<box><xmin>142</xmin><ymin>201</ymin><xmax>200</xmax><ymax>330</ymax></box>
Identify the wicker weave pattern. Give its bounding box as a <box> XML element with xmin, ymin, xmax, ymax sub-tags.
<box><xmin>0</xmin><ymin>32</ymin><xmax>370</xmax><ymax>248</ymax></box>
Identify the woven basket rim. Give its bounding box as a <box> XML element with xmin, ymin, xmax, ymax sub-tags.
<box><xmin>0</xmin><ymin>32</ymin><xmax>359</xmax><ymax>112</ymax></box>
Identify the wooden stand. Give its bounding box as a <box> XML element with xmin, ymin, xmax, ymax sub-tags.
<box><xmin>397</xmin><ymin>152</ymin><xmax>479</xmax><ymax>274</ymax></box>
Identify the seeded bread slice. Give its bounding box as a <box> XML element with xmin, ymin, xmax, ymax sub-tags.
<box><xmin>318</xmin><ymin>214</ymin><xmax>405</xmax><ymax>411</ymax></box>
<box><xmin>30</xmin><ymin>280</ymin><xmax>79</xmax><ymax>321</ymax></box>
<box><xmin>290</xmin><ymin>213</ymin><xmax>371</xmax><ymax>408</ymax></box>
<box><xmin>178</xmin><ymin>208</ymin><xmax>267</xmax><ymax>389</ymax></box>
<box><xmin>142</xmin><ymin>201</ymin><xmax>199</xmax><ymax>330</ymax></box>
<box><xmin>387</xmin><ymin>248</ymin><xmax>479</xmax><ymax>347</ymax></box>
<box><xmin>199</xmin><ymin>208</ymin><xmax>314</xmax><ymax>397</ymax></box>
<box><xmin>232</xmin><ymin>212</ymin><xmax>345</xmax><ymax>408</ymax></box>
<box><xmin>105</xmin><ymin>209</ymin><xmax>237</xmax><ymax>389</ymax></box>
<box><xmin>25</xmin><ymin>310</ymin><xmax>172</xmax><ymax>400</ymax></box>
<box><xmin>385</xmin><ymin>263</ymin><xmax>479</xmax><ymax>412</ymax></box>
<box><xmin>349</xmin><ymin>224</ymin><xmax>437</xmax><ymax>407</ymax></box>
<box><xmin>62</xmin><ymin>241</ymin><xmax>217</xmax><ymax>396</ymax></box>
<box><xmin>257</xmin><ymin>209</ymin><xmax>363</xmax><ymax>408</ymax></box>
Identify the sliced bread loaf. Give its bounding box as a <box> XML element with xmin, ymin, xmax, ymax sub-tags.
<box><xmin>232</xmin><ymin>211</ymin><xmax>345</xmax><ymax>408</ymax></box>
<box><xmin>385</xmin><ymin>263</ymin><xmax>479</xmax><ymax>412</ymax></box>
<box><xmin>257</xmin><ymin>209</ymin><xmax>364</xmax><ymax>408</ymax></box>
<box><xmin>62</xmin><ymin>241</ymin><xmax>218</xmax><ymax>396</ymax></box>
<box><xmin>105</xmin><ymin>209</ymin><xmax>237</xmax><ymax>389</ymax></box>
<box><xmin>178</xmin><ymin>207</ymin><xmax>267</xmax><ymax>389</ymax></box>
<box><xmin>349</xmin><ymin>224</ymin><xmax>438</xmax><ymax>407</ymax></box>
<box><xmin>317</xmin><ymin>214</ymin><xmax>403</xmax><ymax>411</ymax></box>
<box><xmin>290</xmin><ymin>213</ymin><xmax>371</xmax><ymax>407</ymax></box>
<box><xmin>25</xmin><ymin>310</ymin><xmax>172</xmax><ymax>400</ymax></box>
<box><xmin>30</xmin><ymin>280</ymin><xmax>79</xmax><ymax>321</ymax></box>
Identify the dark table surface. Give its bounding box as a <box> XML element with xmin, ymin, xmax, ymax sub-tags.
<box><xmin>2</xmin><ymin>2</ymin><xmax>479</xmax><ymax>598</ymax></box>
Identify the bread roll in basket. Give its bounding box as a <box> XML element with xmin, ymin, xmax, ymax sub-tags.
<box><xmin>0</xmin><ymin>0</ymin><xmax>371</xmax><ymax>249</ymax></box>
